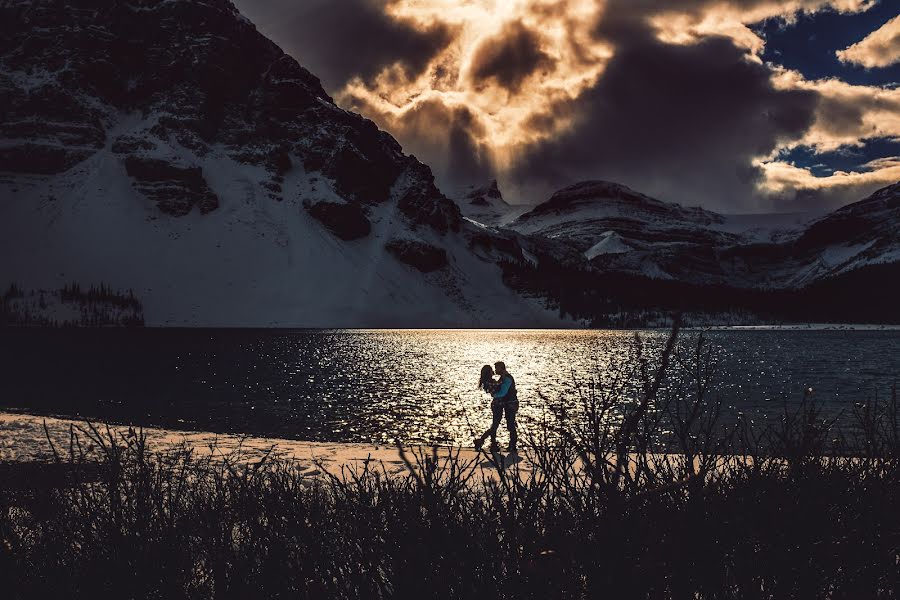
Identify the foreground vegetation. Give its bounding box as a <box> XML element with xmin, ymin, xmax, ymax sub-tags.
<box><xmin>1</xmin><ymin>323</ymin><xmax>897</xmax><ymax>599</ymax></box>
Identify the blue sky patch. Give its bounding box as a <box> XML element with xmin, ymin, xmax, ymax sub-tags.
<box><xmin>753</xmin><ymin>2</ymin><xmax>900</xmax><ymax>87</ymax></box>
<box><xmin>777</xmin><ymin>138</ymin><xmax>900</xmax><ymax>177</ymax></box>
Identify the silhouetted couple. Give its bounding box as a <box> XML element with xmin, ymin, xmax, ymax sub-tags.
<box><xmin>475</xmin><ymin>361</ymin><xmax>518</xmax><ymax>454</ymax></box>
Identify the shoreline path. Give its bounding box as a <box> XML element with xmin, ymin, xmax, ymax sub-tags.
<box><xmin>0</xmin><ymin>411</ymin><xmax>529</xmax><ymax>478</ymax></box>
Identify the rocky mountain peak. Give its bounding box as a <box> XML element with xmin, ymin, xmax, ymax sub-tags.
<box><xmin>0</xmin><ymin>0</ymin><xmax>460</xmax><ymax>231</ymax></box>
<box><xmin>795</xmin><ymin>181</ymin><xmax>900</xmax><ymax>252</ymax></box>
<box><xmin>848</xmin><ymin>181</ymin><xmax>900</xmax><ymax>212</ymax></box>
<box><xmin>511</xmin><ymin>180</ymin><xmax>724</xmax><ymax>234</ymax></box>
<box><xmin>538</xmin><ymin>180</ymin><xmax>663</xmax><ymax>213</ymax></box>
<box><xmin>465</xmin><ymin>179</ymin><xmax>505</xmax><ymax>205</ymax></box>
<box><xmin>451</xmin><ymin>179</ymin><xmax>515</xmax><ymax>226</ymax></box>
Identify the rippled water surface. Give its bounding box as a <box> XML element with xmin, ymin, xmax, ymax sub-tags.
<box><xmin>2</xmin><ymin>328</ymin><xmax>898</xmax><ymax>444</ymax></box>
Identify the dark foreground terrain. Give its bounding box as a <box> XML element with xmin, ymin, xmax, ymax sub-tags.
<box><xmin>1</xmin><ymin>326</ymin><xmax>897</xmax><ymax>599</ymax></box>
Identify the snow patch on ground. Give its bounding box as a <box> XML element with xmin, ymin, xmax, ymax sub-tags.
<box><xmin>0</xmin><ymin>411</ymin><xmax>528</xmax><ymax>478</ymax></box>
<box><xmin>462</xmin><ymin>216</ymin><xmax>493</xmax><ymax>230</ymax></box>
<box><xmin>820</xmin><ymin>240</ymin><xmax>877</xmax><ymax>268</ymax></box>
<box><xmin>584</xmin><ymin>231</ymin><xmax>631</xmax><ymax>259</ymax></box>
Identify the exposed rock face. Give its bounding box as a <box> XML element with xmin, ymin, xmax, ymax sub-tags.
<box><xmin>772</xmin><ymin>181</ymin><xmax>900</xmax><ymax>285</ymax></box>
<box><xmin>466</xmin><ymin>179</ymin><xmax>503</xmax><ymax>205</ymax></box>
<box><xmin>385</xmin><ymin>239</ymin><xmax>448</xmax><ymax>272</ymax></box>
<box><xmin>0</xmin><ymin>143</ymin><xmax>95</xmax><ymax>175</ymax></box>
<box><xmin>306</xmin><ymin>201</ymin><xmax>371</xmax><ymax>241</ymax></box>
<box><xmin>453</xmin><ymin>179</ymin><xmax>515</xmax><ymax>226</ymax></box>
<box><xmin>0</xmin><ymin>66</ymin><xmax>106</xmax><ymax>174</ymax></box>
<box><xmin>123</xmin><ymin>157</ymin><xmax>218</xmax><ymax>216</ymax></box>
<box><xmin>111</xmin><ymin>136</ymin><xmax>156</xmax><ymax>155</ymax></box>
<box><xmin>395</xmin><ymin>161</ymin><xmax>462</xmax><ymax>233</ymax></box>
<box><xmin>0</xmin><ymin>0</ymin><xmax>460</xmax><ymax>230</ymax></box>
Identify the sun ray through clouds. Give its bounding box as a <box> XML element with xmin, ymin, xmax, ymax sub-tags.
<box><xmin>337</xmin><ymin>0</ymin><xmax>612</xmax><ymax>175</ymax></box>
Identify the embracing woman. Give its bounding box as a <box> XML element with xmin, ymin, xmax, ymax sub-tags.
<box><xmin>474</xmin><ymin>361</ymin><xmax>518</xmax><ymax>453</ymax></box>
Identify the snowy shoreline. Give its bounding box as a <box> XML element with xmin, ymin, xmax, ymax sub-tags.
<box><xmin>0</xmin><ymin>411</ymin><xmax>518</xmax><ymax>476</ymax></box>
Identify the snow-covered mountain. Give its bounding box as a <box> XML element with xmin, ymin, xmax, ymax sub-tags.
<box><xmin>508</xmin><ymin>180</ymin><xmax>755</xmax><ymax>284</ymax></box>
<box><xmin>510</xmin><ymin>180</ymin><xmax>726</xmax><ymax>238</ymax></box>
<box><xmin>507</xmin><ymin>180</ymin><xmax>900</xmax><ymax>290</ymax></box>
<box><xmin>0</xmin><ymin>0</ymin><xmax>561</xmax><ymax>327</ymax></box>
<box><xmin>780</xmin><ymin>182</ymin><xmax>900</xmax><ymax>286</ymax></box>
<box><xmin>453</xmin><ymin>179</ymin><xmax>524</xmax><ymax>227</ymax></box>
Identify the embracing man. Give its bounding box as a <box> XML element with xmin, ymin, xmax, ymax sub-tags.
<box><xmin>475</xmin><ymin>361</ymin><xmax>519</xmax><ymax>454</ymax></box>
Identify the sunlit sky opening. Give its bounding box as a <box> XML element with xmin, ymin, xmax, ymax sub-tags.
<box><xmin>238</xmin><ymin>0</ymin><xmax>900</xmax><ymax>212</ymax></box>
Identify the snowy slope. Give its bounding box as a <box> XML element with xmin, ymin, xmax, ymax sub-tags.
<box><xmin>509</xmin><ymin>181</ymin><xmax>728</xmax><ymax>236</ymax></box>
<box><xmin>777</xmin><ymin>182</ymin><xmax>900</xmax><ymax>287</ymax></box>
<box><xmin>507</xmin><ymin>180</ymin><xmax>900</xmax><ymax>289</ymax></box>
<box><xmin>0</xmin><ymin>0</ymin><xmax>565</xmax><ymax>327</ymax></box>
<box><xmin>584</xmin><ymin>231</ymin><xmax>631</xmax><ymax>259</ymax></box>
<box><xmin>452</xmin><ymin>179</ymin><xmax>527</xmax><ymax>227</ymax></box>
<box><xmin>507</xmin><ymin>181</ymin><xmax>744</xmax><ymax>284</ymax></box>
<box><xmin>711</xmin><ymin>212</ymin><xmax>815</xmax><ymax>242</ymax></box>
<box><xmin>2</xmin><ymin>151</ymin><xmax>562</xmax><ymax>327</ymax></box>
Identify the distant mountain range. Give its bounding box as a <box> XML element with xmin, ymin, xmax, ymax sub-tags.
<box><xmin>488</xmin><ymin>180</ymin><xmax>900</xmax><ymax>325</ymax></box>
<box><xmin>1</xmin><ymin>0</ymin><xmax>897</xmax><ymax>326</ymax></box>
<box><xmin>503</xmin><ymin>179</ymin><xmax>900</xmax><ymax>290</ymax></box>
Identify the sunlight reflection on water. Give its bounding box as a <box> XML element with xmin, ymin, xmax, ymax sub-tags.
<box><xmin>2</xmin><ymin>329</ymin><xmax>898</xmax><ymax>445</ymax></box>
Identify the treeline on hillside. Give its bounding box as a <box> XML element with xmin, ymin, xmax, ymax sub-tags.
<box><xmin>58</xmin><ymin>282</ymin><xmax>143</xmax><ymax>311</ymax></box>
<box><xmin>1</xmin><ymin>282</ymin><xmax>144</xmax><ymax>327</ymax></box>
<box><xmin>502</xmin><ymin>256</ymin><xmax>900</xmax><ymax>326</ymax></box>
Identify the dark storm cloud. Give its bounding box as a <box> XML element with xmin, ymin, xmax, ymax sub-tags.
<box><xmin>813</xmin><ymin>88</ymin><xmax>900</xmax><ymax>142</ymax></box>
<box><xmin>761</xmin><ymin>174</ymin><xmax>893</xmax><ymax>212</ymax></box>
<box><xmin>469</xmin><ymin>21</ymin><xmax>552</xmax><ymax>92</ymax></box>
<box><xmin>233</xmin><ymin>0</ymin><xmax>452</xmax><ymax>90</ymax></box>
<box><xmin>509</xmin><ymin>24</ymin><xmax>819</xmax><ymax>210</ymax></box>
<box><xmin>815</xmin><ymin>95</ymin><xmax>871</xmax><ymax>137</ymax></box>
<box><xmin>384</xmin><ymin>97</ymin><xmax>495</xmax><ymax>186</ymax></box>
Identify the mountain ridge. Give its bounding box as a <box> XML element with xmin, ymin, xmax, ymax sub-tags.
<box><xmin>500</xmin><ymin>178</ymin><xmax>900</xmax><ymax>290</ymax></box>
<box><xmin>0</xmin><ymin>0</ymin><xmax>563</xmax><ymax>327</ymax></box>
<box><xmin>486</xmin><ymin>179</ymin><xmax>900</xmax><ymax>325</ymax></box>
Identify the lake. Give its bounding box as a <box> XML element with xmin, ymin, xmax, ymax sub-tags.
<box><xmin>1</xmin><ymin>328</ymin><xmax>897</xmax><ymax>445</ymax></box>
